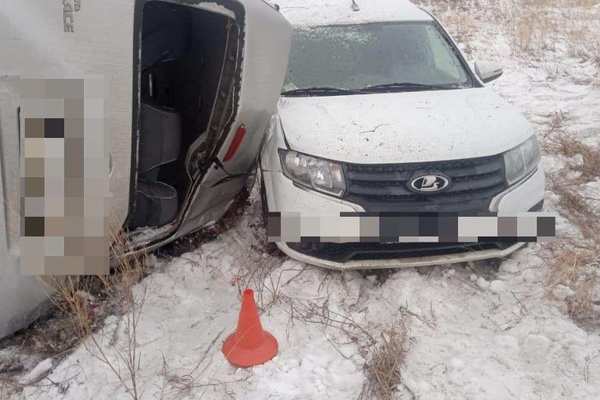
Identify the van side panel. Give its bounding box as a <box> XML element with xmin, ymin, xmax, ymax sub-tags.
<box><xmin>0</xmin><ymin>91</ymin><xmax>51</xmax><ymax>339</ymax></box>
<box><xmin>1</xmin><ymin>0</ymin><xmax>134</xmax><ymax>231</ymax></box>
<box><xmin>0</xmin><ymin>0</ymin><xmax>135</xmax><ymax>337</ymax></box>
<box><xmin>180</xmin><ymin>0</ymin><xmax>292</xmax><ymax>235</ymax></box>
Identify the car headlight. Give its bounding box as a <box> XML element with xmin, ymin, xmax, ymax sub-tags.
<box><xmin>279</xmin><ymin>149</ymin><xmax>346</xmax><ymax>197</ymax></box>
<box><xmin>503</xmin><ymin>136</ymin><xmax>541</xmax><ymax>185</ymax></box>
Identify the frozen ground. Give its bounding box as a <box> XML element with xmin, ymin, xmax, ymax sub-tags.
<box><xmin>14</xmin><ymin>198</ymin><xmax>600</xmax><ymax>400</ymax></box>
<box><xmin>5</xmin><ymin>0</ymin><xmax>600</xmax><ymax>399</ymax></box>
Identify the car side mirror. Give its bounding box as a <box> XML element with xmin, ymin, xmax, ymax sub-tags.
<box><xmin>474</xmin><ymin>62</ymin><xmax>503</xmax><ymax>83</ymax></box>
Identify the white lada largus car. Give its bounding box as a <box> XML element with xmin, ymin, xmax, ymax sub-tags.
<box><xmin>260</xmin><ymin>0</ymin><xmax>545</xmax><ymax>270</ymax></box>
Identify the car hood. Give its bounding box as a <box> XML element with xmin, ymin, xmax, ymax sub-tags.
<box><xmin>278</xmin><ymin>88</ymin><xmax>533</xmax><ymax>164</ymax></box>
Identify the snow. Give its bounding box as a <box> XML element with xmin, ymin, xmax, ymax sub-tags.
<box><xmin>18</xmin><ymin>358</ymin><xmax>53</xmax><ymax>386</ymax></box>
<box><xmin>273</xmin><ymin>0</ymin><xmax>432</xmax><ymax>27</ymax></box>
<box><xmin>6</xmin><ymin>0</ymin><xmax>600</xmax><ymax>399</ymax></box>
<box><xmin>15</xmin><ymin>194</ymin><xmax>600</xmax><ymax>400</ymax></box>
<box><xmin>279</xmin><ymin>88</ymin><xmax>533</xmax><ymax>164</ymax></box>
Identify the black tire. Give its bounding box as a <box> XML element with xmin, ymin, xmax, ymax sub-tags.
<box><xmin>259</xmin><ymin>174</ymin><xmax>280</xmax><ymax>254</ymax></box>
<box><xmin>260</xmin><ymin>174</ymin><xmax>269</xmax><ymax>228</ymax></box>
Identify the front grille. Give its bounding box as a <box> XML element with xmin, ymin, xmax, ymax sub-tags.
<box><xmin>343</xmin><ymin>154</ymin><xmax>507</xmax><ymax>213</ymax></box>
<box><xmin>288</xmin><ymin>241</ymin><xmax>516</xmax><ymax>263</ymax></box>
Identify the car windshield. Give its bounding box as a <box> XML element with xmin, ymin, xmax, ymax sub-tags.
<box><xmin>283</xmin><ymin>22</ymin><xmax>473</xmax><ymax>96</ymax></box>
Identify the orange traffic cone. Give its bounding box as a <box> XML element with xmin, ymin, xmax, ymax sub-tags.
<box><xmin>222</xmin><ymin>289</ymin><xmax>278</xmax><ymax>368</ymax></box>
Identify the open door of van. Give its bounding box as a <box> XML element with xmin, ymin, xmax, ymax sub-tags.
<box><xmin>0</xmin><ymin>0</ymin><xmax>291</xmax><ymax>338</ymax></box>
<box><xmin>127</xmin><ymin>0</ymin><xmax>292</xmax><ymax>251</ymax></box>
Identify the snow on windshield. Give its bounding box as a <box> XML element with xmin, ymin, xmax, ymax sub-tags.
<box><xmin>284</xmin><ymin>22</ymin><xmax>471</xmax><ymax>92</ymax></box>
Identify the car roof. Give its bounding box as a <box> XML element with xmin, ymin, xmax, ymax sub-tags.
<box><xmin>270</xmin><ymin>0</ymin><xmax>433</xmax><ymax>27</ymax></box>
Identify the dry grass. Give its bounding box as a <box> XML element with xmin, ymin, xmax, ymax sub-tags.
<box><xmin>0</xmin><ymin>225</ymin><xmax>151</xmax><ymax>398</ymax></box>
<box><xmin>360</xmin><ymin>322</ymin><xmax>410</xmax><ymax>400</ymax></box>
<box><xmin>43</xmin><ymin>228</ymin><xmax>148</xmax><ymax>341</ymax></box>
<box><xmin>545</xmin><ymin>134</ymin><xmax>600</xmax><ymax>180</ymax></box>
<box><xmin>156</xmin><ymin>331</ymin><xmax>248</xmax><ymax>399</ymax></box>
<box><xmin>279</xmin><ymin>294</ymin><xmax>406</xmax><ymax>399</ymax></box>
<box><xmin>566</xmin><ymin>274</ymin><xmax>599</xmax><ymax>325</ymax></box>
<box><xmin>43</xmin><ymin>277</ymin><xmax>104</xmax><ymax>340</ymax></box>
<box><xmin>544</xmin><ymin>134</ymin><xmax>600</xmax><ymax>325</ymax></box>
<box><xmin>1</xmin><ymin>228</ymin><xmax>151</xmax><ymax>399</ymax></box>
<box><xmin>514</xmin><ymin>0</ymin><xmax>600</xmax><ymax>59</ymax></box>
<box><xmin>0</xmin><ymin>378</ymin><xmax>18</xmax><ymax>400</ymax></box>
<box><xmin>281</xmin><ymin>293</ymin><xmax>411</xmax><ymax>399</ymax></box>
<box><xmin>418</xmin><ymin>0</ymin><xmax>600</xmax><ymax>66</ymax></box>
<box><xmin>546</xmin><ymin>245</ymin><xmax>600</xmax><ymax>328</ymax></box>
<box><xmin>593</xmin><ymin>42</ymin><xmax>600</xmax><ymax>70</ymax></box>
<box><xmin>42</xmin><ymin>229</ymin><xmax>150</xmax><ymax>400</ymax></box>
<box><xmin>547</xmin><ymin>245</ymin><xmax>595</xmax><ymax>288</ymax></box>
<box><xmin>84</xmin><ymin>283</ymin><xmax>147</xmax><ymax>400</ymax></box>
<box><xmin>438</xmin><ymin>11</ymin><xmax>478</xmax><ymax>50</ymax></box>
<box><xmin>544</xmin><ymin>132</ymin><xmax>600</xmax><ymax>240</ymax></box>
<box><xmin>544</xmin><ymin>133</ymin><xmax>600</xmax><ymax>328</ymax></box>
<box><xmin>420</xmin><ymin>0</ymin><xmax>600</xmax><ymax>331</ymax></box>
<box><xmin>512</xmin><ymin>5</ymin><xmax>558</xmax><ymax>55</ymax></box>
<box><xmin>546</xmin><ymin>110</ymin><xmax>568</xmax><ymax>132</ymax></box>
<box><xmin>550</xmin><ymin>178</ymin><xmax>599</xmax><ymax>240</ymax></box>
<box><xmin>282</xmin><ymin>295</ymin><xmax>377</xmax><ymax>348</ymax></box>
<box><xmin>80</xmin><ymin>230</ymin><xmax>147</xmax><ymax>400</ymax></box>
<box><xmin>544</xmin><ymin>112</ymin><xmax>600</xmax><ymax>327</ymax></box>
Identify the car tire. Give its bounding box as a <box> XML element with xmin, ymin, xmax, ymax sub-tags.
<box><xmin>260</xmin><ymin>173</ymin><xmax>269</xmax><ymax>228</ymax></box>
<box><xmin>259</xmin><ymin>173</ymin><xmax>280</xmax><ymax>254</ymax></box>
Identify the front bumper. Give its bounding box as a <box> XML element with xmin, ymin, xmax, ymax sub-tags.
<box><xmin>263</xmin><ymin>167</ymin><xmax>545</xmax><ymax>270</ymax></box>
<box><xmin>277</xmin><ymin>241</ymin><xmax>526</xmax><ymax>270</ymax></box>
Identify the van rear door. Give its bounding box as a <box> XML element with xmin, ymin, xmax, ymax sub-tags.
<box><xmin>180</xmin><ymin>0</ymin><xmax>292</xmax><ymax>235</ymax></box>
<box><xmin>128</xmin><ymin>0</ymin><xmax>292</xmax><ymax>243</ymax></box>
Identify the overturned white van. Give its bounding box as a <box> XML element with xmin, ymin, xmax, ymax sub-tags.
<box><xmin>0</xmin><ymin>0</ymin><xmax>291</xmax><ymax>338</ymax></box>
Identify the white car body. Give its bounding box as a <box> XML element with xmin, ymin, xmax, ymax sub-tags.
<box><xmin>260</xmin><ymin>0</ymin><xmax>545</xmax><ymax>270</ymax></box>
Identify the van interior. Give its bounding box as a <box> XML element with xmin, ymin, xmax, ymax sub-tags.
<box><xmin>129</xmin><ymin>1</ymin><xmax>239</xmax><ymax>230</ymax></box>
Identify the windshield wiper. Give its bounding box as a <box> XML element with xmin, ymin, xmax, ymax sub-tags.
<box><xmin>281</xmin><ymin>87</ymin><xmax>363</xmax><ymax>96</ymax></box>
<box><xmin>360</xmin><ymin>82</ymin><xmax>462</xmax><ymax>92</ymax></box>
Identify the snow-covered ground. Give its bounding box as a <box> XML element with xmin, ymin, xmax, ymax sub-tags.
<box><xmin>4</xmin><ymin>0</ymin><xmax>600</xmax><ymax>399</ymax></box>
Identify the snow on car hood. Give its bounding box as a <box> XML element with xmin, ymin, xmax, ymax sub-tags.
<box><xmin>278</xmin><ymin>88</ymin><xmax>534</xmax><ymax>164</ymax></box>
